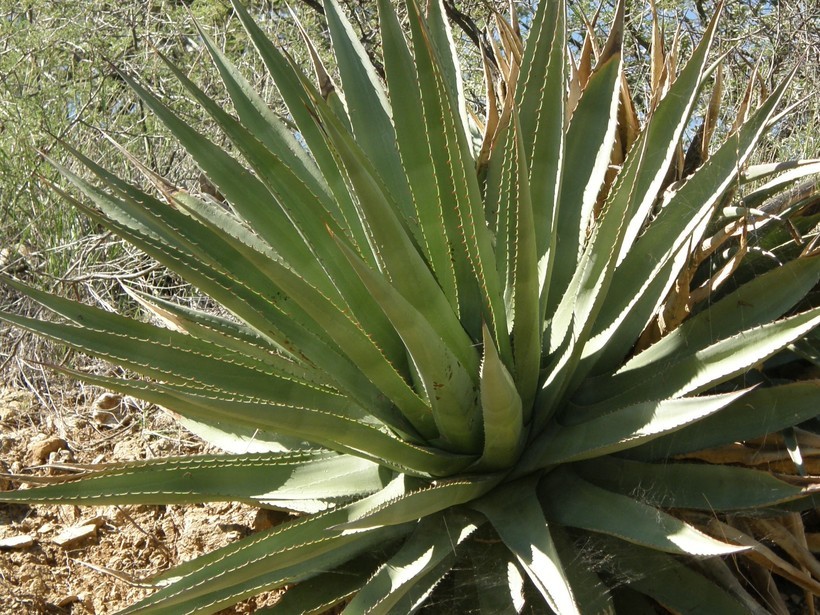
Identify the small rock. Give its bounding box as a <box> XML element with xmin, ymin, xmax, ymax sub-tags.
<box><xmin>51</xmin><ymin>446</ymin><xmax>75</xmax><ymax>464</ymax></box>
<box><xmin>29</xmin><ymin>436</ymin><xmax>68</xmax><ymax>464</ymax></box>
<box><xmin>56</xmin><ymin>594</ymin><xmax>84</xmax><ymax>608</ymax></box>
<box><xmin>113</xmin><ymin>438</ymin><xmax>142</xmax><ymax>459</ymax></box>
<box><xmin>0</xmin><ymin>534</ymin><xmax>35</xmax><ymax>549</ymax></box>
<box><xmin>92</xmin><ymin>392</ymin><xmax>127</xmax><ymax>428</ymax></box>
<box><xmin>92</xmin><ymin>392</ymin><xmax>122</xmax><ymax>411</ymax></box>
<box><xmin>252</xmin><ymin>508</ymin><xmax>287</xmax><ymax>531</ymax></box>
<box><xmin>79</xmin><ymin>515</ymin><xmax>107</xmax><ymax>529</ymax></box>
<box><xmin>53</xmin><ymin>523</ymin><xmax>98</xmax><ymax>548</ymax></box>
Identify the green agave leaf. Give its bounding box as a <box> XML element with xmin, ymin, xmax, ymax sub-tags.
<box><xmin>739</xmin><ymin>159</ymin><xmax>820</xmax><ymax>210</ymax></box>
<box><xmin>520</xmin><ymin>390</ymin><xmax>747</xmax><ymax>471</ymax></box>
<box><xmin>42</xmin><ymin>366</ymin><xmax>470</xmax><ymax>478</ymax></box>
<box><xmin>309</xmin><ymin>84</ymin><xmax>480</xmax><ymax>382</ymax></box>
<box><xmin>772</xmin><ymin>493</ymin><xmax>820</xmax><ymax>513</ymax></box>
<box><xmin>461</xmin><ymin>540</ymin><xmax>527</xmax><ymax>614</ymax></box>
<box><xmin>191</xmin><ymin>20</ymin><xmax>329</xmax><ymax>207</ymax></box>
<box><xmin>376</xmin><ymin>0</ymin><xmax>460</xmax><ymax>316</ymax></box>
<box><xmin>515</xmin><ymin>0</ymin><xmax>566</xmax><ymax>305</ymax></box>
<box><xmin>611</xmin><ymin>589</ymin><xmax>659</xmax><ymax>614</ymax></box>
<box><xmin>626</xmin><ymin>381</ymin><xmax>820</xmax><ymax>460</ymax></box>
<box><xmin>477</xmin><ymin>324</ymin><xmax>525</xmax><ymax>470</ymax></box>
<box><xmin>380</xmin><ymin>557</ymin><xmax>463</xmax><ymax>614</ymax></box>
<box><xmin>489</xmin><ymin>109</ymin><xmax>541</xmax><ymax>408</ymax></box>
<box><xmin>617</xmin><ymin>255</ymin><xmax>820</xmax><ymax>376</ymax></box>
<box><xmin>473</xmin><ymin>477</ymin><xmax>581</xmax><ymax>615</ymax></box>
<box><xmin>793</xmin><ymin>335</ymin><xmax>820</xmax><ymax>367</ymax></box>
<box><xmin>253</xmin><ymin>557</ymin><xmax>374</xmax><ymax>614</ymax></box>
<box><xmin>540</xmin><ymin>468</ymin><xmax>744</xmax><ymax>557</ymax></box>
<box><xmin>169</xmin><ymin>413</ymin><xmax>308</xmax><ymax>455</ymax></box>
<box><xmin>80</xmin><ymin>134</ymin><xmax>297</xmax><ymax>280</ymax></box>
<box><xmin>404</xmin><ymin>0</ymin><xmax>510</xmax><ymax>361</ymax></box>
<box><xmin>583</xmin><ymin>71</ymin><xmax>795</xmax><ymax>376</ymax></box>
<box><xmin>339</xmin><ymin>474</ymin><xmax>502</xmax><ymax>531</ymax></box>
<box><xmin>149</xmin><ymin>477</ymin><xmax>413</xmax><ymax>588</ymax></box>
<box><xmin>577</xmin><ymin>306</ymin><xmax>820</xmax><ymax>410</ymax></box>
<box><xmin>551</xmin><ymin>524</ymin><xmax>616</xmax><ymax>614</ymax></box>
<box><xmin>155</xmin><ymin>53</ymin><xmax>413</xmax><ymax>366</ymax></box>
<box><xmin>600</xmin><ymin>538</ymin><xmax>752</xmax><ymax>614</ymax></box>
<box><xmin>287</xmin><ymin>5</ymin><xmax>351</xmax><ymax>131</ymax></box>
<box><xmin>156</xmin><ymin>200</ymin><xmax>425</xmax><ymax>441</ymax></box>
<box><xmin>546</xmin><ymin>127</ymin><xmax>639</xmax><ymax>358</ymax></box>
<box><xmin>4</xmin><ymin>276</ymin><xmax>268</xmax><ymax>367</ymax></box>
<box><xmin>343</xmin><ymin>510</ymin><xmax>477</xmax><ymax>614</ymax></box>
<box><xmin>0</xmin><ymin>451</ymin><xmax>388</xmax><ymax>512</ymax></box>
<box><xmin>121</xmin><ymin>487</ymin><xmax>416</xmax><ymax>614</ymax></box>
<box><xmin>160</xmin><ymin>197</ymin><xmax>434</xmax><ymax>441</ymax></box>
<box><xmin>48</xmin><ymin>155</ymin><xmax>391</xmax><ymax>416</ymax></box>
<box><xmin>113</xmin><ymin>69</ymin><xmax>335</xmax><ymax>286</ymax></box>
<box><xmin>544</xmin><ymin>7</ymin><xmax>721</xmax><ymax>414</ymax></box>
<box><xmin>615</xmin><ymin>6</ymin><xmax>722</xmax><ymax>262</ymax></box>
<box><xmin>424</xmin><ymin>0</ymin><xmax>472</xmax><ymax>148</ymax></box>
<box><xmin>548</xmin><ymin>39</ymin><xmax>622</xmax><ymax>318</ymax></box>
<box><xmin>70</xmin><ymin>195</ymin><xmax>399</xmax><ymax>428</ymax></box>
<box><xmin>580</xmin><ymin>246</ymin><xmax>688</xmax><ymax>379</ymax></box>
<box><xmin>576</xmin><ymin>457</ymin><xmax>809</xmax><ymax>510</ymax></box>
<box><xmin>0</xmin><ymin>276</ymin><xmax>341</xmax><ymax>398</ymax></box>
<box><xmin>228</xmin><ymin>0</ymin><xmax>370</xmax><ymax>253</ymax></box>
<box><xmin>52</xmin><ymin>149</ymin><xmax>285</xmax><ymax>292</ymax></box>
<box><xmin>304</xmin><ymin>38</ymin><xmax>422</xmax><ymax>274</ymax></box>
<box><xmin>334</xmin><ymin>236</ymin><xmax>481</xmax><ymax>453</ymax></box>
<box><xmin>121</xmin><ymin>287</ymin><xmax>320</xmax><ymax>381</ymax></box>
<box><xmin>324</xmin><ymin>165</ymin><xmax>480</xmax><ymax>381</ymax></box>
<box><xmin>2</xmin><ymin>1</ymin><xmax>816</xmax><ymax>613</ymax></box>
<box><xmin>537</xmin><ymin>123</ymin><xmax>646</xmax><ymax>425</ymax></box>
<box><xmin>323</xmin><ymin>0</ymin><xmax>414</xmax><ymax>222</ymax></box>
<box><xmin>741</xmin><ymin>158</ymin><xmax>820</xmax><ymax>184</ymax></box>
<box><xmin>0</xmin><ymin>308</ymin><xmax>371</xmax><ymax>425</ymax></box>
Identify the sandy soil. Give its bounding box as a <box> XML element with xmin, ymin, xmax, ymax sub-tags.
<box><xmin>0</xmin><ymin>386</ymin><xmax>283</xmax><ymax>614</ymax></box>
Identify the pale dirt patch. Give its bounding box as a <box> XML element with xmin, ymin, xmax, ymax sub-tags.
<box><xmin>0</xmin><ymin>386</ymin><xmax>284</xmax><ymax>614</ymax></box>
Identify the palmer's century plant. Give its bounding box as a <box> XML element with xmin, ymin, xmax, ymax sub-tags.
<box><xmin>2</xmin><ymin>0</ymin><xmax>820</xmax><ymax>612</ymax></box>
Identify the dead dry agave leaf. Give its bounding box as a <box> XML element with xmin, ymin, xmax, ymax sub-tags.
<box><xmin>709</xmin><ymin>518</ymin><xmax>820</xmax><ymax>596</ymax></box>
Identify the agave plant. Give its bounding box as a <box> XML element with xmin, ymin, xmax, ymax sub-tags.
<box><xmin>2</xmin><ymin>0</ymin><xmax>820</xmax><ymax>612</ymax></box>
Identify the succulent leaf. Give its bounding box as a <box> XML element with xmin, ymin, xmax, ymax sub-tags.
<box><xmin>540</xmin><ymin>468</ymin><xmax>745</xmax><ymax>557</ymax></box>
<box><xmin>473</xmin><ymin>477</ymin><xmax>581</xmax><ymax>615</ymax></box>
<box><xmin>342</xmin><ymin>510</ymin><xmax>477</xmax><ymax>613</ymax></box>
